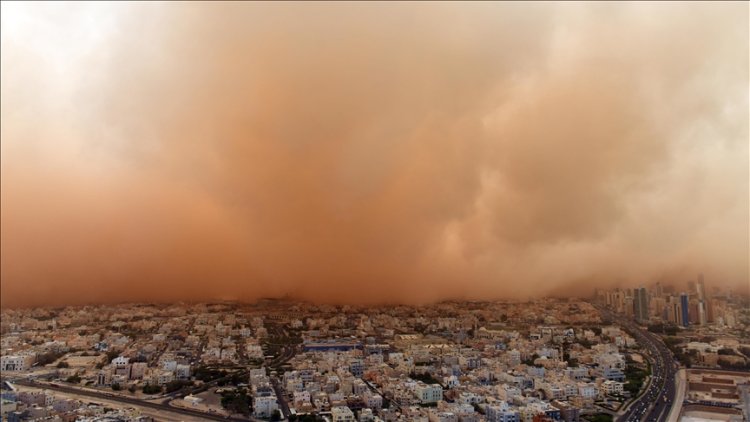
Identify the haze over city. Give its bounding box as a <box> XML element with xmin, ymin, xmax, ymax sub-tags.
<box><xmin>1</xmin><ymin>2</ymin><xmax>748</xmax><ymax>308</ymax></box>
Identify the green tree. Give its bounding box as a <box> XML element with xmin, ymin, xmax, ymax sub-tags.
<box><xmin>165</xmin><ymin>380</ymin><xmax>193</xmax><ymax>393</ymax></box>
<box><xmin>142</xmin><ymin>384</ymin><xmax>162</xmax><ymax>394</ymax></box>
<box><xmin>36</xmin><ymin>350</ymin><xmax>66</xmax><ymax>366</ymax></box>
<box><xmin>220</xmin><ymin>388</ymin><xmax>251</xmax><ymax>416</ymax></box>
<box><xmin>409</xmin><ymin>371</ymin><xmax>441</xmax><ymax>385</ymax></box>
<box><xmin>105</xmin><ymin>350</ymin><xmax>121</xmax><ymax>363</ymax></box>
<box><xmin>472</xmin><ymin>403</ymin><xmax>485</xmax><ymax>414</ymax></box>
<box><xmin>585</xmin><ymin>414</ymin><xmax>613</xmax><ymax>422</ymax></box>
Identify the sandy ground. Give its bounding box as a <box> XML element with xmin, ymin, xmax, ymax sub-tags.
<box><xmin>64</xmin><ymin>356</ymin><xmax>103</xmax><ymax>367</ymax></box>
<box><xmin>680</xmin><ymin>411</ymin><xmax>736</xmax><ymax>422</ymax></box>
<box><xmin>172</xmin><ymin>392</ymin><xmax>231</xmax><ymax>418</ymax></box>
<box><xmin>195</xmin><ymin>389</ymin><xmax>226</xmax><ymax>408</ymax></box>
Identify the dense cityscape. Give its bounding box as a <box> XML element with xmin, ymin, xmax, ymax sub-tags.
<box><xmin>2</xmin><ymin>2</ymin><xmax>748</xmax><ymax>422</ymax></box>
<box><xmin>1</xmin><ymin>278</ymin><xmax>748</xmax><ymax>422</ymax></box>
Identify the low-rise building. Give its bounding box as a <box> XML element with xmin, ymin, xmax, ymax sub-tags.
<box><xmin>332</xmin><ymin>405</ymin><xmax>356</xmax><ymax>422</ymax></box>
<box><xmin>599</xmin><ymin>380</ymin><xmax>624</xmax><ymax>396</ymax></box>
<box><xmin>0</xmin><ymin>355</ymin><xmax>34</xmax><ymax>372</ymax></box>
<box><xmin>415</xmin><ymin>383</ymin><xmax>443</xmax><ymax>404</ymax></box>
<box><xmin>254</xmin><ymin>395</ymin><xmax>279</xmax><ymax>418</ymax></box>
<box><xmin>486</xmin><ymin>402</ymin><xmax>520</xmax><ymax>422</ymax></box>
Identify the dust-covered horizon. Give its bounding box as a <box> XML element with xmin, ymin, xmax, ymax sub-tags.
<box><xmin>1</xmin><ymin>2</ymin><xmax>748</xmax><ymax>308</ymax></box>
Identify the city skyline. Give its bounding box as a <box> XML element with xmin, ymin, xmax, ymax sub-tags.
<box><xmin>2</xmin><ymin>2</ymin><xmax>748</xmax><ymax>308</ymax></box>
<box><xmin>0</xmin><ymin>276</ymin><xmax>743</xmax><ymax>311</ymax></box>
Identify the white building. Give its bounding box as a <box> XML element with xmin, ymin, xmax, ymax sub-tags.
<box><xmin>0</xmin><ymin>355</ymin><xmax>34</xmax><ymax>371</ymax></box>
<box><xmin>161</xmin><ymin>360</ymin><xmax>177</xmax><ymax>371</ymax></box>
<box><xmin>246</xmin><ymin>344</ymin><xmax>264</xmax><ymax>359</ymax></box>
<box><xmin>175</xmin><ymin>364</ymin><xmax>191</xmax><ymax>380</ymax></box>
<box><xmin>151</xmin><ymin>370</ymin><xmax>174</xmax><ymax>386</ymax></box>
<box><xmin>359</xmin><ymin>408</ymin><xmax>376</xmax><ymax>422</ymax></box>
<box><xmin>111</xmin><ymin>356</ymin><xmax>129</xmax><ymax>368</ymax></box>
<box><xmin>599</xmin><ymin>380</ymin><xmax>624</xmax><ymax>396</ymax></box>
<box><xmin>254</xmin><ymin>395</ymin><xmax>279</xmax><ymax>418</ymax></box>
<box><xmin>578</xmin><ymin>383</ymin><xmax>597</xmax><ymax>399</ymax></box>
<box><xmin>353</xmin><ymin>379</ymin><xmax>369</xmax><ymax>395</ymax></box>
<box><xmin>293</xmin><ymin>391</ymin><xmax>311</xmax><ymax>407</ymax></box>
<box><xmin>497</xmin><ymin>385</ymin><xmax>522</xmax><ymax>401</ymax></box>
<box><xmin>444</xmin><ymin>375</ymin><xmax>460</xmax><ymax>389</ymax></box>
<box><xmin>451</xmin><ymin>403</ymin><xmax>479</xmax><ymax>422</ymax></box>
<box><xmin>415</xmin><ymin>383</ymin><xmax>443</xmax><ymax>404</ymax></box>
<box><xmin>486</xmin><ymin>402</ymin><xmax>519</xmax><ymax>422</ymax></box>
<box><xmin>332</xmin><ymin>406</ymin><xmax>356</xmax><ymax>422</ymax></box>
<box><xmin>428</xmin><ymin>410</ymin><xmax>458</xmax><ymax>422</ymax></box>
<box><xmin>364</xmin><ymin>392</ymin><xmax>383</xmax><ymax>409</ymax></box>
<box><xmin>96</xmin><ymin>370</ymin><xmax>112</xmax><ymax>386</ymax></box>
<box><xmin>184</xmin><ymin>395</ymin><xmax>203</xmax><ymax>407</ymax></box>
<box><xmin>457</xmin><ymin>392</ymin><xmax>481</xmax><ymax>405</ymax></box>
<box><xmin>507</xmin><ymin>350</ymin><xmax>521</xmax><ymax>366</ymax></box>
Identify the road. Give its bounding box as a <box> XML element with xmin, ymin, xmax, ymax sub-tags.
<box><xmin>13</xmin><ymin>381</ymin><xmax>209</xmax><ymax>422</ymax></box>
<box><xmin>12</xmin><ymin>379</ymin><xmax>250</xmax><ymax>421</ymax></box>
<box><xmin>740</xmin><ymin>383</ymin><xmax>750</xmax><ymax>422</ymax></box>
<box><xmin>666</xmin><ymin>369</ymin><xmax>686</xmax><ymax>422</ymax></box>
<box><xmin>265</xmin><ymin>323</ymin><xmax>299</xmax><ymax>419</ymax></box>
<box><xmin>270</xmin><ymin>376</ymin><xmax>292</xmax><ymax>419</ymax></box>
<box><xmin>598</xmin><ymin>307</ymin><xmax>678</xmax><ymax>422</ymax></box>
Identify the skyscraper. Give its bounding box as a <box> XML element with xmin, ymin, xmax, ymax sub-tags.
<box><xmin>706</xmin><ymin>298</ymin><xmax>715</xmax><ymax>323</ymax></box>
<box><xmin>654</xmin><ymin>282</ymin><xmax>663</xmax><ymax>298</ymax></box>
<box><xmin>698</xmin><ymin>300</ymin><xmax>707</xmax><ymax>325</ymax></box>
<box><xmin>634</xmin><ymin>287</ymin><xmax>649</xmax><ymax>322</ymax></box>
<box><xmin>680</xmin><ymin>293</ymin><xmax>690</xmax><ymax>327</ymax></box>
<box><xmin>696</xmin><ymin>274</ymin><xmax>706</xmax><ymax>301</ymax></box>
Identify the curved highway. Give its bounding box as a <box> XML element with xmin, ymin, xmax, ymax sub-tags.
<box><xmin>598</xmin><ymin>307</ymin><xmax>678</xmax><ymax>422</ymax></box>
<box><xmin>11</xmin><ymin>378</ymin><xmax>250</xmax><ymax>421</ymax></box>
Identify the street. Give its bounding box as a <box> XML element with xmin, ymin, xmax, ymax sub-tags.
<box><xmin>599</xmin><ymin>308</ymin><xmax>678</xmax><ymax>422</ymax></box>
<box><xmin>11</xmin><ymin>379</ymin><xmax>250</xmax><ymax>421</ymax></box>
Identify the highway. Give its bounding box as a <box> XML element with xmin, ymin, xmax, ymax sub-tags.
<box><xmin>598</xmin><ymin>308</ymin><xmax>678</xmax><ymax>422</ymax></box>
<box><xmin>265</xmin><ymin>323</ymin><xmax>300</xmax><ymax>419</ymax></box>
<box><xmin>7</xmin><ymin>324</ymin><xmax>298</xmax><ymax>421</ymax></box>
<box><xmin>11</xmin><ymin>379</ymin><xmax>251</xmax><ymax>421</ymax></box>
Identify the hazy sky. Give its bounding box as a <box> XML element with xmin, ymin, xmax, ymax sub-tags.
<box><xmin>1</xmin><ymin>2</ymin><xmax>748</xmax><ymax>308</ymax></box>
